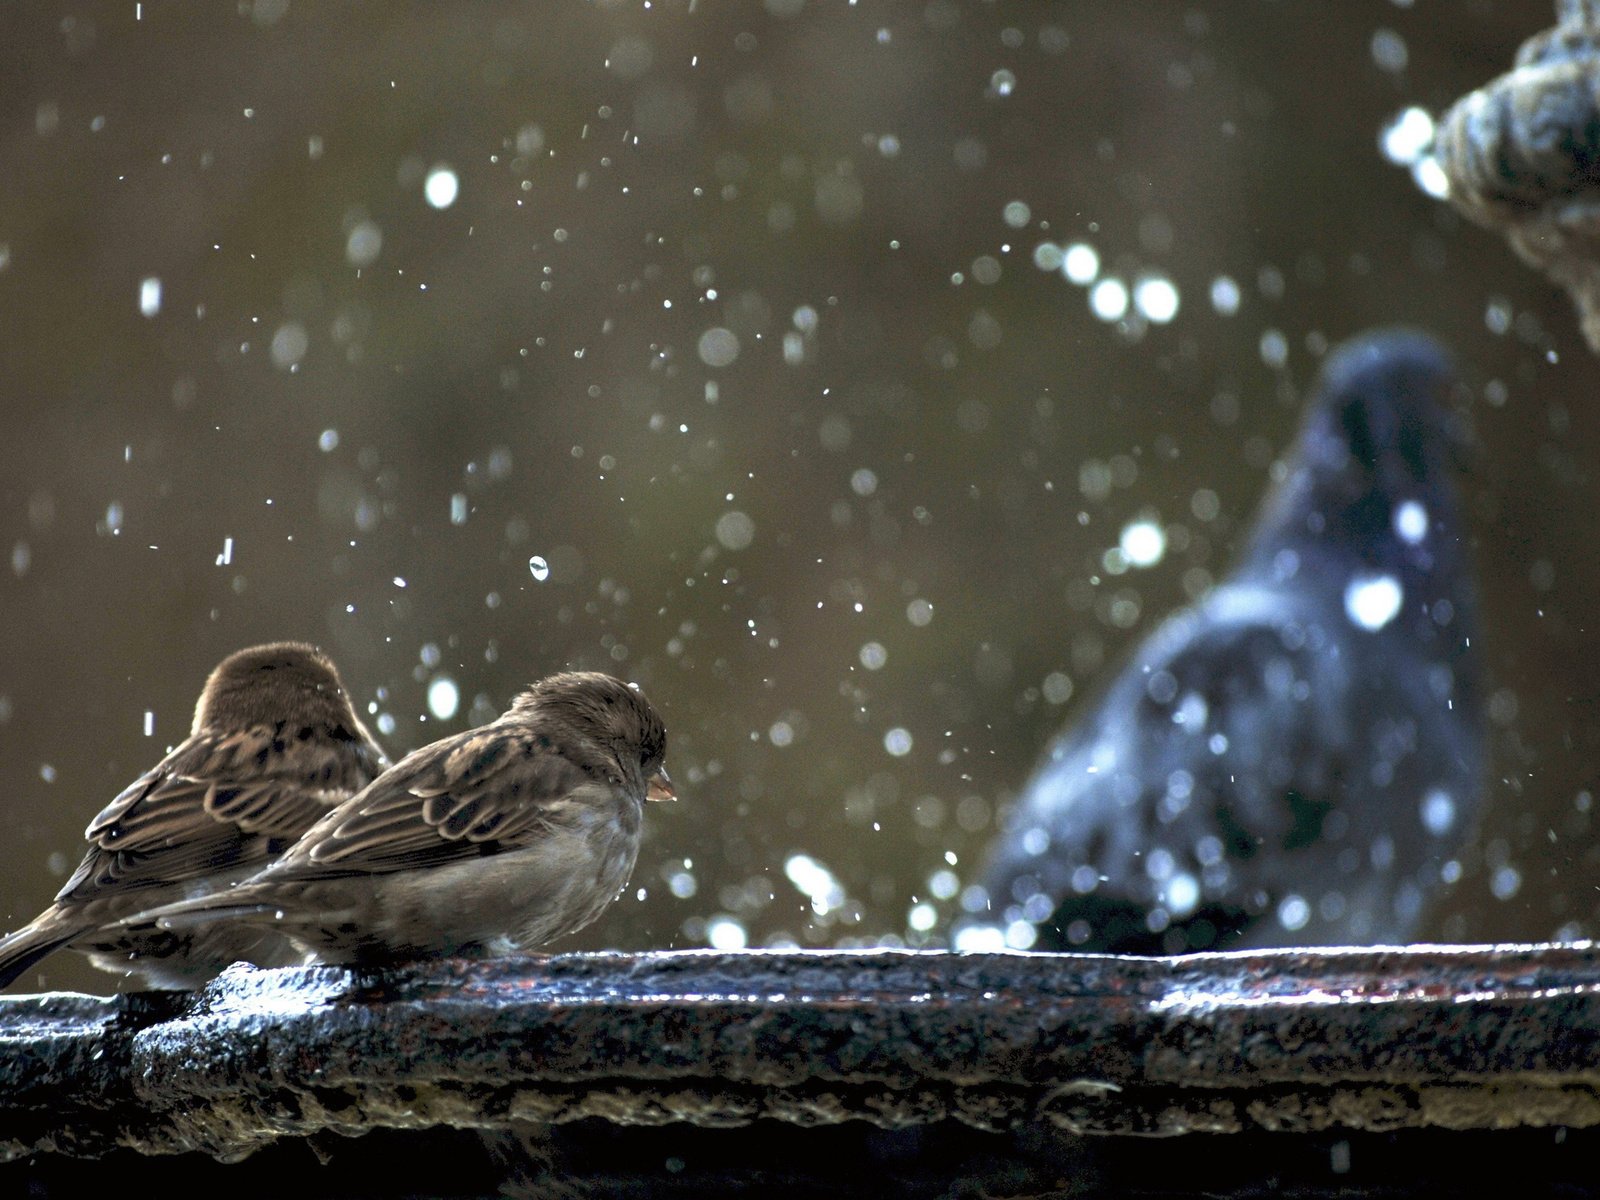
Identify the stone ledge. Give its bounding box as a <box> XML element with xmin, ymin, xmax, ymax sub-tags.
<box><xmin>3</xmin><ymin>943</ymin><xmax>1599</xmax><ymax>1164</ymax></box>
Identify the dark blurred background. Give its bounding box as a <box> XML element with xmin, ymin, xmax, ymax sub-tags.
<box><xmin>0</xmin><ymin>1</ymin><xmax>1591</xmax><ymax>994</ymax></box>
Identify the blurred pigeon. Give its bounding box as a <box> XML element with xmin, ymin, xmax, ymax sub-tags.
<box><xmin>968</xmin><ymin>329</ymin><xmax>1484</xmax><ymax>954</ymax></box>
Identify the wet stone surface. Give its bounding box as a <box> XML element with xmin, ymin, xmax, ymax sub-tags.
<box><xmin>3</xmin><ymin>945</ymin><xmax>1600</xmax><ymax>1182</ymax></box>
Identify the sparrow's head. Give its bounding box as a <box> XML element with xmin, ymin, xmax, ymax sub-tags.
<box><xmin>194</xmin><ymin>641</ymin><xmax>365</xmax><ymax>735</ymax></box>
<box><xmin>516</xmin><ymin>671</ymin><xmax>674</xmax><ymax>802</ymax></box>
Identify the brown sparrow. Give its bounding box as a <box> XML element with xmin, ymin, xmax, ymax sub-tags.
<box><xmin>0</xmin><ymin>642</ymin><xmax>387</xmax><ymax>989</ymax></box>
<box><xmin>131</xmin><ymin>671</ymin><xmax>673</xmax><ymax>963</ymax></box>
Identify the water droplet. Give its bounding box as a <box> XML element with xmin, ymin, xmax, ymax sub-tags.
<box><xmin>529</xmin><ymin>555</ymin><xmax>550</xmax><ymax>581</ymax></box>
<box><xmin>1119</xmin><ymin>518</ymin><xmax>1167</xmax><ymax>568</ymax></box>
<box><xmin>1210</xmin><ymin>276</ymin><xmax>1241</xmax><ymax>315</ymax></box>
<box><xmin>1380</xmin><ymin>105</ymin><xmax>1435</xmax><ymax>166</ymax></box>
<box><xmin>714</xmin><ymin>511</ymin><xmax>755</xmax><ymax>551</ymax></box>
<box><xmin>424</xmin><ymin>165</ymin><xmax>459</xmax><ymax>209</ymax></box>
<box><xmin>1061</xmin><ymin>242</ymin><xmax>1099</xmax><ymax>285</ymax></box>
<box><xmin>1421</xmin><ymin>788</ymin><xmax>1456</xmax><ymax>837</ymax></box>
<box><xmin>427</xmin><ymin>676</ymin><xmax>460</xmax><ymax>721</ymax></box>
<box><xmin>706</xmin><ymin>916</ymin><xmax>747</xmax><ymax>950</ymax></box>
<box><xmin>1089</xmin><ymin>277</ymin><xmax>1129</xmax><ymax>321</ymax></box>
<box><xmin>1277</xmin><ymin>894</ymin><xmax>1311</xmax><ymax>932</ymax></box>
<box><xmin>1393</xmin><ymin>500</ymin><xmax>1428</xmax><ymax>545</ymax></box>
<box><xmin>1344</xmin><ymin>574</ymin><xmax>1404</xmax><ymax>632</ymax></box>
<box><xmin>1132</xmin><ymin>275</ymin><xmax>1179</xmax><ymax>323</ymax></box>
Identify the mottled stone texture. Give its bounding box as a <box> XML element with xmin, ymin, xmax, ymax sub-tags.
<box><xmin>3</xmin><ymin>945</ymin><xmax>1600</xmax><ymax>1172</ymax></box>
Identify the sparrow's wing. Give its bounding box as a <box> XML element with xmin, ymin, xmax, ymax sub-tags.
<box><xmin>57</xmin><ymin>726</ymin><xmax>364</xmax><ymax>900</ymax></box>
<box><xmin>273</xmin><ymin>723</ymin><xmax>594</xmax><ymax>879</ymax></box>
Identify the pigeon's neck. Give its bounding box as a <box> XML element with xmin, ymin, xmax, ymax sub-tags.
<box><xmin>1237</xmin><ymin>463</ymin><xmax>1477</xmax><ymax>648</ymax></box>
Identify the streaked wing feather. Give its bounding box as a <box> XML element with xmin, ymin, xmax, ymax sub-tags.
<box><xmin>295</xmin><ymin>725</ymin><xmax>590</xmax><ymax>876</ymax></box>
<box><xmin>58</xmin><ymin>726</ymin><xmax>355</xmax><ymax>900</ymax></box>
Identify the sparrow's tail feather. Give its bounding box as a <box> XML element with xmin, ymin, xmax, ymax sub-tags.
<box><xmin>116</xmin><ymin>892</ymin><xmax>281</xmax><ymax>937</ymax></box>
<box><xmin>0</xmin><ymin>916</ymin><xmax>88</xmax><ymax>988</ymax></box>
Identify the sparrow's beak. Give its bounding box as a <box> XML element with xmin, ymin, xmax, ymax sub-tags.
<box><xmin>646</xmin><ymin>766</ymin><xmax>677</xmax><ymax>802</ymax></box>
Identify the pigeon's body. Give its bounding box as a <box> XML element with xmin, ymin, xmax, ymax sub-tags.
<box><xmin>974</xmin><ymin>330</ymin><xmax>1483</xmax><ymax>953</ymax></box>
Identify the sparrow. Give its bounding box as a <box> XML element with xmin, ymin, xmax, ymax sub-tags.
<box><xmin>967</xmin><ymin>329</ymin><xmax>1484</xmax><ymax>954</ymax></box>
<box><xmin>0</xmin><ymin>642</ymin><xmax>387</xmax><ymax>989</ymax></box>
<box><xmin>127</xmin><ymin>671</ymin><xmax>674</xmax><ymax>964</ymax></box>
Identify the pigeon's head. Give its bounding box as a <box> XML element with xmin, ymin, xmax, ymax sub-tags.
<box><xmin>1287</xmin><ymin>329</ymin><xmax>1469</xmax><ymax>565</ymax></box>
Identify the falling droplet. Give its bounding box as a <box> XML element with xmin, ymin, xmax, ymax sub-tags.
<box><xmin>529</xmin><ymin>555</ymin><xmax>550</xmax><ymax>581</ymax></box>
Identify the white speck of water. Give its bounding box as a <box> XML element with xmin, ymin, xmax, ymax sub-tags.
<box><xmin>929</xmin><ymin>869</ymin><xmax>960</xmax><ymax>900</ymax></box>
<box><xmin>768</xmin><ymin>720</ymin><xmax>794</xmax><ymax>747</ymax></box>
<box><xmin>954</xmin><ymin>923</ymin><xmax>1006</xmax><ymax>952</ymax></box>
<box><xmin>1344</xmin><ymin>574</ymin><xmax>1404</xmax><ymax>632</ymax></box>
<box><xmin>1412</xmin><ymin>155</ymin><xmax>1450</xmax><ymax>200</ymax></box>
<box><xmin>851</xmin><ymin>468</ymin><xmax>878</xmax><ymax>496</ymax></box>
<box><xmin>139</xmin><ymin>276</ymin><xmax>162</xmax><ymax>317</ymax></box>
<box><xmin>908</xmin><ymin>902</ymin><xmax>938</xmax><ymax>933</ymax></box>
<box><xmin>1032</xmin><ymin>242</ymin><xmax>1063</xmax><ymax>271</ymax></box>
<box><xmin>1277</xmin><ymin>893</ymin><xmax>1311</xmax><ymax>932</ymax></box>
<box><xmin>424</xmin><ymin>165</ymin><xmax>459</xmax><ymax>209</ymax></box>
<box><xmin>1393</xmin><ymin>499</ymin><xmax>1428</xmax><ymax>544</ymax></box>
<box><xmin>1004</xmin><ymin>919</ymin><xmax>1038</xmax><ymax>950</ymax></box>
<box><xmin>1119</xmin><ymin>519</ymin><xmax>1166</xmax><ymax>568</ymax></box>
<box><xmin>697</xmin><ymin>327</ymin><xmax>740</xmax><ymax>367</ymax></box>
<box><xmin>427</xmin><ymin>676</ymin><xmax>460</xmax><ymax>721</ymax></box>
<box><xmin>1380</xmin><ymin>105</ymin><xmax>1435</xmax><ymax>166</ymax></box>
<box><xmin>528</xmin><ymin>555</ymin><xmax>550</xmax><ymax>581</ymax></box>
<box><xmin>1061</xmin><ymin>242</ymin><xmax>1099</xmax><ymax>285</ymax></box>
<box><xmin>858</xmin><ymin>642</ymin><xmax>887</xmax><ymax>670</ymax></box>
<box><xmin>1370</xmin><ymin>27</ymin><xmax>1408</xmax><ymax>73</ymax></box>
<box><xmin>346</xmin><ymin>220</ymin><xmax>383</xmax><ymax>266</ymax></box>
<box><xmin>1002</xmin><ymin>199</ymin><xmax>1031</xmax><ymax>228</ymax></box>
<box><xmin>1089</xmin><ymin>277</ymin><xmax>1129</xmax><ymax>321</ymax></box>
<box><xmin>1173</xmin><ymin>691</ymin><xmax>1208</xmax><ymax>730</ymax></box>
<box><xmin>784</xmin><ymin>852</ymin><xmax>846</xmax><ymax>916</ymax></box>
<box><xmin>990</xmin><ymin>68</ymin><xmax>1016</xmax><ymax>97</ymax></box>
<box><xmin>715</xmin><ymin>511</ymin><xmax>755</xmax><ymax>550</ymax></box>
<box><xmin>668</xmin><ymin>870</ymin><xmax>697</xmax><ymax>899</ymax></box>
<box><xmin>1259</xmin><ymin>328</ymin><xmax>1289</xmax><ymax>368</ymax></box>
<box><xmin>1164</xmin><ymin>873</ymin><xmax>1200</xmax><ymax>918</ymax></box>
<box><xmin>1421</xmin><ymin>787</ymin><xmax>1456</xmax><ymax>837</ymax></box>
<box><xmin>450</xmin><ymin>493</ymin><xmax>468</xmax><ymax>525</ymax></box>
<box><xmin>143</xmin><ymin>710</ymin><xmax>154</xmax><ymax>737</ymax></box>
<box><xmin>884</xmin><ymin>727</ymin><xmax>913</xmax><ymax>757</ymax></box>
<box><xmin>1133</xmin><ymin>275</ymin><xmax>1179</xmax><ymax>323</ymax></box>
<box><xmin>1042</xmin><ymin>671</ymin><xmax>1073</xmax><ymax>704</ymax></box>
<box><xmin>707</xmin><ymin>916</ymin><xmax>748</xmax><ymax>950</ymax></box>
<box><xmin>1491</xmin><ymin>864</ymin><xmax>1522</xmax><ymax>901</ymax></box>
<box><xmin>318</xmin><ymin>429</ymin><xmax>340</xmax><ymax>452</ymax></box>
<box><xmin>392</xmin><ymin>575</ymin><xmax>407</xmax><ymax>589</ymax></box>
<box><xmin>907</xmin><ymin>597</ymin><xmax>933</xmax><ymax>627</ymax></box>
<box><xmin>270</xmin><ymin>322</ymin><xmax>308</xmax><ymax>369</ymax></box>
<box><xmin>1210</xmin><ymin>275</ymin><xmax>1241</xmax><ymax>315</ymax></box>
<box><xmin>216</xmin><ymin>536</ymin><xmax>233</xmax><ymax>567</ymax></box>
